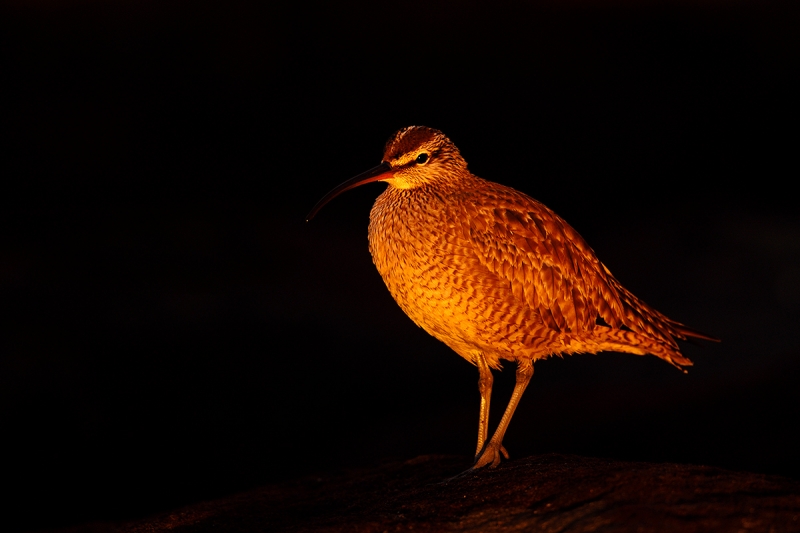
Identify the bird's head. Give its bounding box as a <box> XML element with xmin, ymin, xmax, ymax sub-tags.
<box><xmin>380</xmin><ymin>126</ymin><xmax>468</xmax><ymax>189</ymax></box>
<box><xmin>307</xmin><ymin>126</ymin><xmax>468</xmax><ymax>221</ymax></box>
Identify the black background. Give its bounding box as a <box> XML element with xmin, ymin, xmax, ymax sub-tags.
<box><xmin>2</xmin><ymin>1</ymin><xmax>799</xmax><ymax>531</ymax></box>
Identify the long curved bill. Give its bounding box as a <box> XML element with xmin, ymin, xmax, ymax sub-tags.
<box><xmin>306</xmin><ymin>162</ymin><xmax>393</xmax><ymax>221</ymax></box>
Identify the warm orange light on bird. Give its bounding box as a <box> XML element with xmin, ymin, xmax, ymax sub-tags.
<box><xmin>308</xmin><ymin>126</ymin><xmax>717</xmax><ymax>470</ymax></box>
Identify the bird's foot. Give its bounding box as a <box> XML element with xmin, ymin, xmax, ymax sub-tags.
<box><xmin>435</xmin><ymin>443</ymin><xmax>509</xmax><ymax>484</ymax></box>
<box><xmin>472</xmin><ymin>441</ymin><xmax>509</xmax><ymax>470</ymax></box>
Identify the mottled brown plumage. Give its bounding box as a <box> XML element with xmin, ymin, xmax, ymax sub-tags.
<box><xmin>308</xmin><ymin>126</ymin><xmax>716</xmax><ymax>470</ymax></box>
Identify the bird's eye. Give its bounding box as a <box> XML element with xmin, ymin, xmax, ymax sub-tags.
<box><xmin>416</xmin><ymin>153</ymin><xmax>429</xmax><ymax>164</ymax></box>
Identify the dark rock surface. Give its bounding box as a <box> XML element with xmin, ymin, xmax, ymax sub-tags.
<box><xmin>77</xmin><ymin>454</ymin><xmax>800</xmax><ymax>532</ymax></box>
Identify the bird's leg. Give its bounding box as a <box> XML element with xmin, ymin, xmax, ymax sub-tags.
<box><xmin>475</xmin><ymin>353</ymin><xmax>493</xmax><ymax>460</ymax></box>
<box><xmin>473</xmin><ymin>360</ymin><xmax>534</xmax><ymax>470</ymax></box>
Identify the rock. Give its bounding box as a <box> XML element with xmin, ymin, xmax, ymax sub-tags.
<box><xmin>102</xmin><ymin>454</ymin><xmax>800</xmax><ymax>533</ymax></box>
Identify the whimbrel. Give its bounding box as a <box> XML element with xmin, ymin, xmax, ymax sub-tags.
<box><xmin>308</xmin><ymin>126</ymin><xmax>716</xmax><ymax>470</ymax></box>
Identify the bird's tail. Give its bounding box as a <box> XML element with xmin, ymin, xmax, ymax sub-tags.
<box><xmin>605</xmin><ymin>277</ymin><xmax>719</xmax><ymax>357</ymax></box>
<box><xmin>668</xmin><ymin>321</ymin><xmax>720</xmax><ymax>343</ymax></box>
<box><xmin>577</xmin><ymin>327</ymin><xmax>695</xmax><ymax>370</ymax></box>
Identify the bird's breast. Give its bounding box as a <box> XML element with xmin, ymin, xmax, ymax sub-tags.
<box><xmin>368</xmin><ymin>188</ymin><xmax>452</xmax><ymax>320</ymax></box>
<box><xmin>366</xmin><ymin>186</ymin><xmax>535</xmax><ymax>366</ymax></box>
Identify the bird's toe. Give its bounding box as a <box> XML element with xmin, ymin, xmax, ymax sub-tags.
<box><xmin>473</xmin><ymin>441</ymin><xmax>508</xmax><ymax>469</ymax></box>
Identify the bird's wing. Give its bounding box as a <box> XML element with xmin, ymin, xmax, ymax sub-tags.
<box><xmin>454</xmin><ymin>182</ymin><xmax>685</xmax><ymax>343</ymax></box>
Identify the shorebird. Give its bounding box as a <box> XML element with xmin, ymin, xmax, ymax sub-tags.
<box><xmin>307</xmin><ymin>126</ymin><xmax>716</xmax><ymax>470</ymax></box>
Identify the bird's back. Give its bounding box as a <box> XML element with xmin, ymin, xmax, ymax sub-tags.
<box><xmin>369</xmin><ymin>174</ymin><xmax>707</xmax><ymax>370</ymax></box>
